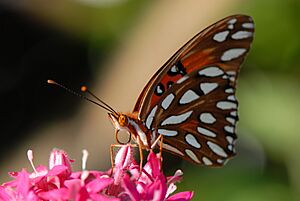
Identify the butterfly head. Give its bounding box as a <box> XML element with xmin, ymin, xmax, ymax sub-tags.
<box><xmin>108</xmin><ymin>112</ymin><xmax>132</xmax><ymax>144</ymax></box>
<box><xmin>108</xmin><ymin>112</ymin><xmax>129</xmax><ymax>130</ymax></box>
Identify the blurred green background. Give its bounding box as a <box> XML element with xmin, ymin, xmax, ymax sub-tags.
<box><xmin>0</xmin><ymin>0</ymin><xmax>300</xmax><ymax>200</ymax></box>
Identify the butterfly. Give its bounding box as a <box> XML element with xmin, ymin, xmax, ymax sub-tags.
<box><xmin>49</xmin><ymin>14</ymin><xmax>254</xmax><ymax>166</ymax></box>
<box><xmin>106</xmin><ymin>14</ymin><xmax>255</xmax><ymax>166</ymax></box>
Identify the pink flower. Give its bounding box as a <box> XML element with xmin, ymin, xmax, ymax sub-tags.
<box><xmin>0</xmin><ymin>146</ymin><xmax>193</xmax><ymax>201</ymax></box>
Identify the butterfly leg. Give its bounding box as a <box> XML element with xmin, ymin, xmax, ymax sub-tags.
<box><xmin>150</xmin><ymin>134</ymin><xmax>164</xmax><ymax>170</ymax></box>
<box><xmin>150</xmin><ymin>134</ymin><xmax>162</xmax><ymax>149</ymax></box>
<box><xmin>159</xmin><ymin>134</ymin><xmax>164</xmax><ymax>157</ymax></box>
<box><xmin>159</xmin><ymin>134</ymin><xmax>164</xmax><ymax>169</ymax></box>
<box><xmin>136</xmin><ymin>135</ymin><xmax>144</xmax><ymax>176</ymax></box>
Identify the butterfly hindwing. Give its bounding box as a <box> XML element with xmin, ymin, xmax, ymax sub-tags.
<box><xmin>154</xmin><ymin>66</ymin><xmax>237</xmax><ymax>166</ymax></box>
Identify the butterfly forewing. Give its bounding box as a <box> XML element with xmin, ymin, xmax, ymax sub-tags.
<box><xmin>133</xmin><ymin>15</ymin><xmax>254</xmax><ymax>166</ymax></box>
<box><xmin>134</xmin><ymin>15</ymin><xmax>254</xmax><ymax>120</ymax></box>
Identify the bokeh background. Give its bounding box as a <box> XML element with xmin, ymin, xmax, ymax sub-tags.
<box><xmin>1</xmin><ymin>0</ymin><xmax>300</xmax><ymax>200</ymax></box>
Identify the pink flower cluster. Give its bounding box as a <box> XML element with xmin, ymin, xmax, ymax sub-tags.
<box><xmin>0</xmin><ymin>146</ymin><xmax>193</xmax><ymax>201</ymax></box>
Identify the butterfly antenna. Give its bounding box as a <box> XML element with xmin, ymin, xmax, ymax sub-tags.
<box><xmin>47</xmin><ymin>79</ymin><xmax>115</xmax><ymax>114</ymax></box>
<box><xmin>80</xmin><ymin>85</ymin><xmax>118</xmax><ymax>115</ymax></box>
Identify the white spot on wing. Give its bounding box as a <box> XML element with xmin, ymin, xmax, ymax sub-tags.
<box><xmin>226</xmin><ymin>136</ymin><xmax>234</xmax><ymax>144</ymax></box>
<box><xmin>156</xmin><ymin>85</ymin><xmax>163</xmax><ymax>94</ymax></box>
<box><xmin>217</xmin><ymin>159</ymin><xmax>224</xmax><ymax>164</ymax></box>
<box><xmin>199</xmin><ymin>113</ymin><xmax>216</xmax><ymax>124</ymax></box>
<box><xmin>207</xmin><ymin>141</ymin><xmax>228</xmax><ymax>157</ymax></box>
<box><xmin>224</xmin><ymin>125</ymin><xmax>234</xmax><ymax>133</ymax></box>
<box><xmin>230</xmin><ymin>111</ymin><xmax>237</xmax><ymax>117</ymax></box>
<box><xmin>232</xmin><ymin>31</ymin><xmax>253</xmax><ymax>40</ymax></box>
<box><xmin>221</xmin><ymin>48</ymin><xmax>247</xmax><ymax>61</ymax></box>
<box><xmin>227</xmin><ymin>18</ymin><xmax>237</xmax><ymax>29</ymax></box>
<box><xmin>197</xmin><ymin>127</ymin><xmax>217</xmax><ymax>137</ymax></box>
<box><xmin>170</xmin><ymin>65</ymin><xmax>177</xmax><ymax>72</ymax></box>
<box><xmin>228</xmin><ymin>18</ymin><xmax>237</xmax><ymax>24</ymax></box>
<box><xmin>202</xmin><ymin>157</ymin><xmax>213</xmax><ymax>165</ymax></box>
<box><xmin>161</xmin><ymin>111</ymin><xmax>193</xmax><ymax>126</ymax></box>
<box><xmin>216</xmin><ymin>101</ymin><xmax>237</xmax><ymax>110</ymax></box>
<box><xmin>226</xmin><ymin>117</ymin><xmax>236</xmax><ymax>125</ymax></box>
<box><xmin>226</xmin><ymin>71</ymin><xmax>236</xmax><ymax>75</ymax></box>
<box><xmin>176</xmin><ymin>75</ymin><xmax>189</xmax><ymax>84</ymax></box>
<box><xmin>213</xmin><ymin>30</ymin><xmax>230</xmax><ymax>42</ymax></box>
<box><xmin>225</xmin><ymin>88</ymin><xmax>234</xmax><ymax>93</ymax></box>
<box><xmin>217</xmin><ymin>158</ymin><xmax>228</xmax><ymax>164</ymax></box>
<box><xmin>227</xmin><ymin>95</ymin><xmax>236</xmax><ymax>101</ymax></box>
<box><xmin>145</xmin><ymin>105</ymin><xmax>157</xmax><ymax>129</ymax></box>
<box><xmin>229</xmin><ymin>76</ymin><xmax>235</xmax><ymax>82</ymax></box>
<box><xmin>222</xmin><ymin>74</ymin><xmax>229</xmax><ymax>79</ymax></box>
<box><xmin>198</xmin><ymin>67</ymin><xmax>224</xmax><ymax>77</ymax></box>
<box><xmin>200</xmin><ymin>83</ymin><xmax>218</xmax><ymax>94</ymax></box>
<box><xmin>161</xmin><ymin>93</ymin><xmax>175</xmax><ymax>110</ymax></box>
<box><xmin>185</xmin><ymin>149</ymin><xmax>200</xmax><ymax>163</ymax></box>
<box><xmin>242</xmin><ymin>22</ymin><xmax>254</xmax><ymax>29</ymax></box>
<box><xmin>179</xmin><ymin>90</ymin><xmax>199</xmax><ymax>104</ymax></box>
<box><xmin>157</xmin><ymin>129</ymin><xmax>178</xmax><ymax>136</ymax></box>
<box><xmin>162</xmin><ymin>143</ymin><xmax>184</xmax><ymax>156</ymax></box>
<box><xmin>185</xmin><ymin>134</ymin><xmax>201</xmax><ymax>148</ymax></box>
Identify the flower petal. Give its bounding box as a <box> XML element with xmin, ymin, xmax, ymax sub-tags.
<box><xmin>64</xmin><ymin>179</ymin><xmax>81</xmax><ymax>200</ymax></box>
<box><xmin>146</xmin><ymin>175</ymin><xmax>167</xmax><ymax>201</ymax></box>
<box><xmin>167</xmin><ymin>169</ymin><xmax>183</xmax><ymax>185</ymax></box>
<box><xmin>166</xmin><ymin>183</ymin><xmax>177</xmax><ymax>198</ymax></box>
<box><xmin>122</xmin><ymin>175</ymin><xmax>141</xmax><ymax>201</ymax></box>
<box><xmin>0</xmin><ymin>186</ymin><xmax>12</xmax><ymax>201</ymax></box>
<box><xmin>38</xmin><ymin>188</ymin><xmax>69</xmax><ymax>200</ymax></box>
<box><xmin>167</xmin><ymin>191</ymin><xmax>194</xmax><ymax>201</ymax></box>
<box><xmin>49</xmin><ymin>149</ymin><xmax>72</xmax><ymax>172</ymax></box>
<box><xmin>86</xmin><ymin>177</ymin><xmax>114</xmax><ymax>193</ymax></box>
<box><xmin>48</xmin><ymin>165</ymin><xmax>68</xmax><ymax>176</ymax></box>
<box><xmin>115</xmin><ymin>145</ymin><xmax>133</xmax><ymax>169</ymax></box>
<box><xmin>90</xmin><ymin>193</ymin><xmax>121</xmax><ymax>201</ymax></box>
<box><xmin>147</xmin><ymin>151</ymin><xmax>161</xmax><ymax>178</ymax></box>
<box><xmin>16</xmin><ymin>169</ymin><xmax>30</xmax><ymax>197</ymax></box>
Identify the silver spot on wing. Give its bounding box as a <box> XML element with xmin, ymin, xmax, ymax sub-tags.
<box><xmin>161</xmin><ymin>111</ymin><xmax>193</xmax><ymax>126</ymax></box>
<box><xmin>207</xmin><ymin>141</ymin><xmax>228</xmax><ymax>157</ymax></box>
<box><xmin>145</xmin><ymin>105</ymin><xmax>158</xmax><ymax>129</ymax></box>
<box><xmin>161</xmin><ymin>93</ymin><xmax>175</xmax><ymax>110</ymax></box>
<box><xmin>221</xmin><ymin>48</ymin><xmax>247</xmax><ymax>61</ymax></box>
<box><xmin>179</xmin><ymin>90</ymin><xmax>199</xmax><ymax>104</ymax></box>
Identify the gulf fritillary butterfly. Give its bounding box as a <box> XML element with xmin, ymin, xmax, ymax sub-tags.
<box><xmin>49</xmin><ymin>14</ymin><xmax>254</xmax><ymax>166</ymax></box>
<box><xmin>110</xmin><ymin>14</ymin><xmax>254</xmax><ymax>166</ymax></box>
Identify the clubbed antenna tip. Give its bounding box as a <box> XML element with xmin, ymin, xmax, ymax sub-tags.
<box><xmin>81</xmin><ymin>86</ymin><xmax>87</xmax><ymax>92</ymax></box>
<box><xmin>47</xmin><ymin>79</ymin><xmax>56</xmax><ymax>84</ymax></box>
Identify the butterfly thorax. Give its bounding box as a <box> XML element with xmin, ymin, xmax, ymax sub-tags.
<box><xmin>108</xmin><ymin>112</ymin><xmax>153</xmax><ymax>149</ymax></box>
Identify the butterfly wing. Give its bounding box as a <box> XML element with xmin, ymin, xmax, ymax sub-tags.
<box><xmin>133</xmin><ymin>15</ymin><xmax>254</xmax><ymax>166</ymax></box>
<box><xmin>154</xmin><ymin>66</ymin><xmax>238</xmax><ymax>166</ymax></box>
<box><xmin>133</xmin><ymin>15</ymin><xmax>254</xmax><ymax>120</ymax></box>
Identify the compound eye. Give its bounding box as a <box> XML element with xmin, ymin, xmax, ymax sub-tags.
<box><xmin>118</xmin><ymin>115</ymin><xmax>127</xmax><ymax>127</ymax></box>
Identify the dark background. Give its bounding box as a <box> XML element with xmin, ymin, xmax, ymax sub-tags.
<box><xmin>0</xmin><ymin>5</ymin><xmax>91</xmax><ymax>158</ymax></box>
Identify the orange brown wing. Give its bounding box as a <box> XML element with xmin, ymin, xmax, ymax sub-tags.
<box><xmin>133</xmin><ymin>14</ymin><xmax>254</xmax><ymax>166</ymax></box>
